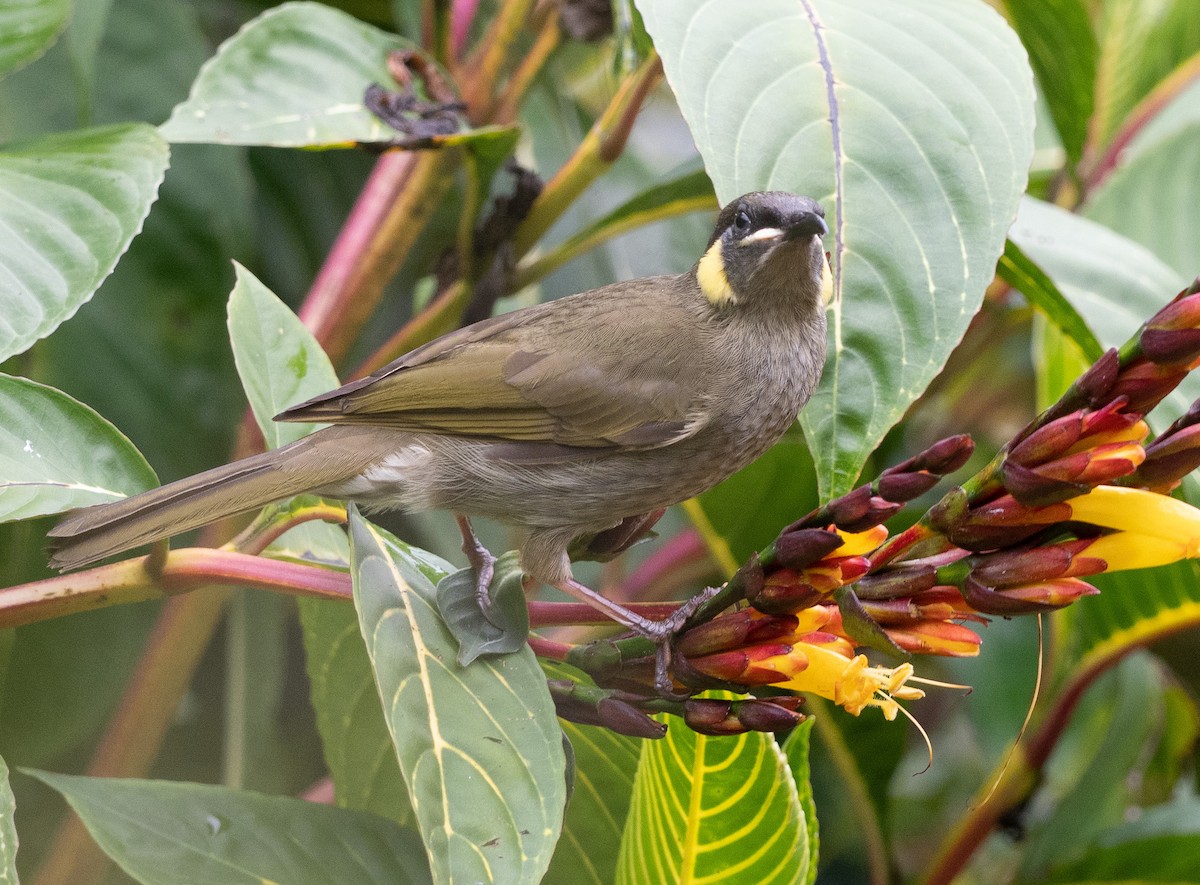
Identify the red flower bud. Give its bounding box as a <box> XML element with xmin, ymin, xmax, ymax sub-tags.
<box><xmin>675</xmin><ymin>610</ymin><xmax>799</xmax><ymax>658</ymax></box>
<box><xmin>877</xmin><ymin>471</ymin><xmax>941</xmax><ymax>502</ymax></box>
<box><xmin>774</xmin><ymin>528</ymin><xmax>844</xmax><ymax>569</ymax></box>
<box><xmin>854</xmin><ymin>564</ymin><xmax>938</xmax><ymax>600</ymax></box>
<box><xmin>1109</xmin><ymin>358</ymin><xmax>1188</xmax><ymax>414</ymax></box>
<box><xmin>884</xmin><ymin>620</ymin><xmax>982</xmax><ymax>656</ymax></box>
<box><xmin>970</xmin><ymin>539</ymin><xmax>1106</xmax><ymax>588</ymax></box>
<box><xmin>735</xmin><ymin>697</ymin><xmax>806</xmax><ymax>733</ymax></box>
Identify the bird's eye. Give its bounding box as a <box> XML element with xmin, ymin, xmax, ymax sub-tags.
<box><xmin>732</xmin><ymin>210</ymin><xmax>752</xmax><ymax>235</ymax></box>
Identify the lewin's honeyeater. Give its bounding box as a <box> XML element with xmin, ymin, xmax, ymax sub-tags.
<box><xmin>49</xmin><ymin>191</ymin><xmax>830</xmax><ymax>653</ymax></box>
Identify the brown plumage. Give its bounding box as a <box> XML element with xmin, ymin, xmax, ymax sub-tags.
<box><xmin>48</xmin><ymin>192</ymin><xmax>829</xmax><ymax>638</ymax></box>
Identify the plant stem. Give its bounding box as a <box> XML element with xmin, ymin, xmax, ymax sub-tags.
<box><xmin>300</xmin><ymin>149</ymin><xmax>455</xmax><ymax>366</ymax></box>
<box><xmin>512</xmin><ymin>51</ymin><xmax>664</xmax><ymax>256</ymax></box>
<box><xmin>460</xmin><ymin>0</ymin><xmax>537</xmax><ymax>122</ymax></box>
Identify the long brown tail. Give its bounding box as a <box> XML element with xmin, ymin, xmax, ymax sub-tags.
<box><xmin>47</xmin><ymin>427</ymin><xmax>390</xmax><ymax>571</ymax></box>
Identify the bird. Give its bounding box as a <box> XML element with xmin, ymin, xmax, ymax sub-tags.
<box><xmin>48</xmin><ymin>191</ymin><xmax>830</xmax><ymax>657</ymax></box>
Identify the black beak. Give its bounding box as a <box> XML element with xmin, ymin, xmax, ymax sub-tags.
<box><xmin>783</xmin><ymin>210</ymin><xmax>828</xmax><ymax>240</ymax></box>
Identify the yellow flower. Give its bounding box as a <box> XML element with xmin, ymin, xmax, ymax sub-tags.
<box><xmin>1065</xmin><ymin>485</ymin><xmax>1200</xmax><ymax>566</ymax></box>
<box><xmin>777</xmin><ymin>640</ymin><xmax>924</xmax><ymax>719</ymax></box>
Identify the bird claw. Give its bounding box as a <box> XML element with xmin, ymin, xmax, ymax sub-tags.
<box><xmin>455</xmin><ymin>516</ymin><xmax>496</xmax><ymax>611</ymax></box>
<box><xmin>632</xmin><ymin>587</ymin><xmax>721</xmax><ymax>697</ymax></box>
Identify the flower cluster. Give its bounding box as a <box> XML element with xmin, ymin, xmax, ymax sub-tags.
<box><xmin>552</xmin><ymin>281</ymin><xmax>1200</xmax><ymax>738</ymax></box>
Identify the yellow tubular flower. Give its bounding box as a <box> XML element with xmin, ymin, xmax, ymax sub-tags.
<box><xmin>1081</xmin><ymin>532</ymin><xmax>1195</xmax><ymax>572</ymax></box>
<box><xmin>1067</xmin><ymin>486</ymin><xmax>1200</xmax><ymax>555</ymax></box>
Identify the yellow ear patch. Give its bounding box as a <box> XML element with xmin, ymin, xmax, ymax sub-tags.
<box><xmin>697</xmin><ymin>240</ymin><xmax>737</xmax><ymax>307</ymax></box>
<box><xmin>821</xmin><ymin>249</ymin><xmax>835</xmax><ymax>306</ymax></box>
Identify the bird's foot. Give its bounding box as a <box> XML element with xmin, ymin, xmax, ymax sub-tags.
<box><xmin>554</xmin><ymin>578</ymin><xmax>720</xmax><ymax>696</ymax></box>
<box><xmin>455</xmin><ymin>516</ymin><xmax>496</xmax><ymax>611</ymax></box>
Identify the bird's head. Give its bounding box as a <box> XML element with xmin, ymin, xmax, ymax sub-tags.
<box><xmin>696</xmin><ymin>192</ymin><xmax>830</xmax><ymax>310</ymax></box>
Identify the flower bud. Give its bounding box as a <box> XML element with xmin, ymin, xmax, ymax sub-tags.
<box><xmin>912</xmin><ymin>434</ymin><xmax>976</xmax><ymax>475</ymax></box>
<box><xmin>962</xmin><ymin>574</ymin><xmax>1098</xmax><ymax>614</ymax></box>
<box><xmin>735</xmin><ymin>697</ymin><xmax>806</xmax><ymax>733</ymax></box>
<box><xmin>944</xmin><ymin>495</ymin><xmax>1073</xmax><ymax>551</ymax></box>
<box><xmin>1131</xmin><ymin>417</ymin><xmax>1200</xmax><ymax>492</ymax></box>
<box><xmin>859</xmin><ymin>586</ymin><xmax>974</xmax><ymax>623</ymax></box>
<box><xmin>1076</xmin><ymin>348</ymin><xmax>1121</xmax><ymax>404</ymax></box>
<box><xmin>1141</xmin><ymin>291</ymin><xmax>1200</xmax><ymax>366</ymax></box>
<box><xmin>682</xmin><ymin>698</ymin><xmax>742</xmax><ymax>735</ymax></box>
<box><xmin>970</xmin><ymin>539</ymin><xmax>1105</xmax><ymax>588</ymax></box>
<box><xmin>853</xmin><ymin>564</ymin><xmax>938</xmax><ymax>600</ymax></box>
<box><xmin>684</xmin><ymin>643</ymin><xmax>807</xmax><ymax>685</ymax></box>
<box><xmin>597</xmin><ymin>698</ymin><xmax>669</xmax><ymax>738</ymax></box>
<box><xmin>675</xmin><ymin>610</ymin><xmax>799</xmax><ymax>658</ymax></box>
<box><xmin>884</xmin><ymin>620</ymin><xmax>982</xmax><ymax>656</ymax></box>
<box><xmin>774</xmin><ymin>528</ymin><xmax>844</xmax><ymax>570</ymax></box>
<box><xmin>1109</xmin><ymin>358</ymin><xmax>1188</xmax><ymax>414</ymax></box>
<box><xmin>877</xmin><ymin>471</ymin><xmax>941</xmax><ymax>502</ymax></box>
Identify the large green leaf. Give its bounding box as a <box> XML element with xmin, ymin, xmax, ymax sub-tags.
<box><xmin>1084</xmin><ymin>123</ymin><xmax>1200</xmax><ymax>280</ymax></box>
<box><xmin>349</xmin><ymin>510</ymin><xmax>566</xmax><ymax>883</ymax></box>
<box><xmin>639</xmin><ymin>0</ymin><xmax>1035</xmax><ymax>498</ymax></box>
<box><xmin>27</xmin><ymin>770</ymin><xmax>431</xmax><ymax>885</ymax></box>
<box><xmin>0</xmin><ymin>755</ymin><xmax>16</xmax><ymax>882</ymax></box>
<box><xmin>0</xmin><ymin>373</ymin><xmax>156</xmax><ymax>522</ymax></box>
<box><xmin>782</xmin><ymin>720</ymin><xmax>820</xmax><ymax>885</ymax></box>
<box><xmin>545</xmin><ymin>720</ymin><xmax>641</xmax><ymax>885</ymax></box>
<box><xmin>616</xmin><ymin>694</ymin><xmax>809</xmax><ymax>884</ymax></box>
<box><xmin>1018</xmin><ymin>656</ymin><xmax>1162</xmax><ymax>878</ymax></box>
<box><xmin>1003</xmin><ymin>0</ymin><xmax>1097</xmax><ymax>168</ymax></box>
<box><xmin>1092</xmin><ymin>0</ymin><xmax>1200</xmax><ymax>148</ymax></box>
<box><xmin>1043</xmin><ymin>797</ymin><xmax>1200</xmax><ymax>882</ymax></box>
<box><xmin>0</xmin><ymin>0</ymin><xmax>69</xmax><ymax>79</ymax></box>
<box><xmin>160</xmin><ymin>1</ymin><xmax>411</xmax><ymax>147</ymax></box>
<box><xmin>300</xmin><ymin>598</ymin><xmax>413</xmax><ymax>823</ymax></box>
<box><xmin>0</xmin><ymin>123</ymin><xmax>167</xmax><ymax>362</ymax></box>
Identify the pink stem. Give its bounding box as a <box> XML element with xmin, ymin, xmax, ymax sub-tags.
<box><xmin>451</xmin><ymin>0</ymin><xmax>483</xmax><ymax>56</ymax></box>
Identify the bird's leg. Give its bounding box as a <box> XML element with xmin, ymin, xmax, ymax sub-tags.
<box><xmin>455</xmin><ymin>515</ymin><xmax>496</xmax><ymax>611</ymax></box>
<box><xmin>553</xmin><ymin>577</ymin><xmax>720</xmax><ymax>696</ymax></box>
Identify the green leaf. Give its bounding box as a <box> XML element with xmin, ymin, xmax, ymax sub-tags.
<box><xmin>0</xmin><ymin>123</ymin><xmax>168</xmax><ymax>362</ymax></box>
<box><xmin>545</xmin><ymin>720</ymin><xmax>640</xmax><ymax>885</ymax></box>
<box><xmin>436</xmin><ymin>551</ymin><xmax>529</xmax><ymax>666</ymax></box>
<box><xmin>1092</xmin><ymin>0</ymin><xmax>1200</xmax><ymax>149</ymax></box>
<box><xmin>1004</xmin><ymin>0</ymin><xmax>1097</xmax><ymax>167</ymax></box>
<box><xmin>1057</xmin><ymin>560</ymin><xmax>1200</xmax><ymax>676</ymax></box>
<box><xmin>227</xmin><ymin>262</ymin><xmax>339</xmax><ymax>447</ymax></box>
<box><xmin>782</xmin><ymin>719</ymin><xmax>820</xmax><ymax>885</ymax></box>
<box><xmin>1084</xmin><ymin>123</ymin><xmax>1200</xmax><ymax>280</ymax></box>
<box><xmin>0</xmin><ymin>0</ymin><xmax>69</xmax><ymax>79</ymax></box>
<box><xmin>160</xmin><ymin>1</ymin><xmax>414</xmax><ymax>147</ymax></box>
<box><xmin>0</xmin><ymin>755</ymin><xmax>17</xmax><ymax>882</ymax></box>
<box><xmin>1018</xmin><ymin>655</ymin><xmax>1162</xmax><ymax>878</ymax></box>
<box><xmin>349</xmin><ymin>509</ymin><xmax>566</xmax><ymax>883</ymax></box>
<box><xmin>0</xmin><ymin>373</ymin><xmax>156</xmax><ymax>522</ymax></box>
<box><xmin>639</xmin><ymin>0</ymin><xmax>1036</xmax><ymax>498</ymax></box>
<box><xmin>616</xmin><ymin>693</ymin><xmax>809</xmax><ymax>884</ymax></box>
<box><xmin>1043</xmin><ymin>797</ymin><xmax>1200</xmax><ymax>882</ymax></box>
<box><xmin>300</xmin><ymin>598</ymin><xmax>414</xmax><ymax>824</ymax></box>
<box><xmin>27</xmin><ymin>770</ymin><xmax>432</xmax><ymax>885</ymax></box>
<box><xmin>999</xmin><ymin>239</ymin><xmax>1104</xmax><ymax>362</ymax></box>
<box><xmin>225</xmin><ymin>262</ymin><xmax>348</xmax><ymax>560</ymax></box>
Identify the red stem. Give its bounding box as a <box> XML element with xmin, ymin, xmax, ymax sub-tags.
<box><xmin>298</xmin><ymin>151</ymin><xmax>420</xmax><ymax>355</ymax></box>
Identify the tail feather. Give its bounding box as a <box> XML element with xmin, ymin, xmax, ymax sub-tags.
<box><xmin>47</xmin><ymin>428</ymin><xmax>384</xmax><ymax>571</ymax></box>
